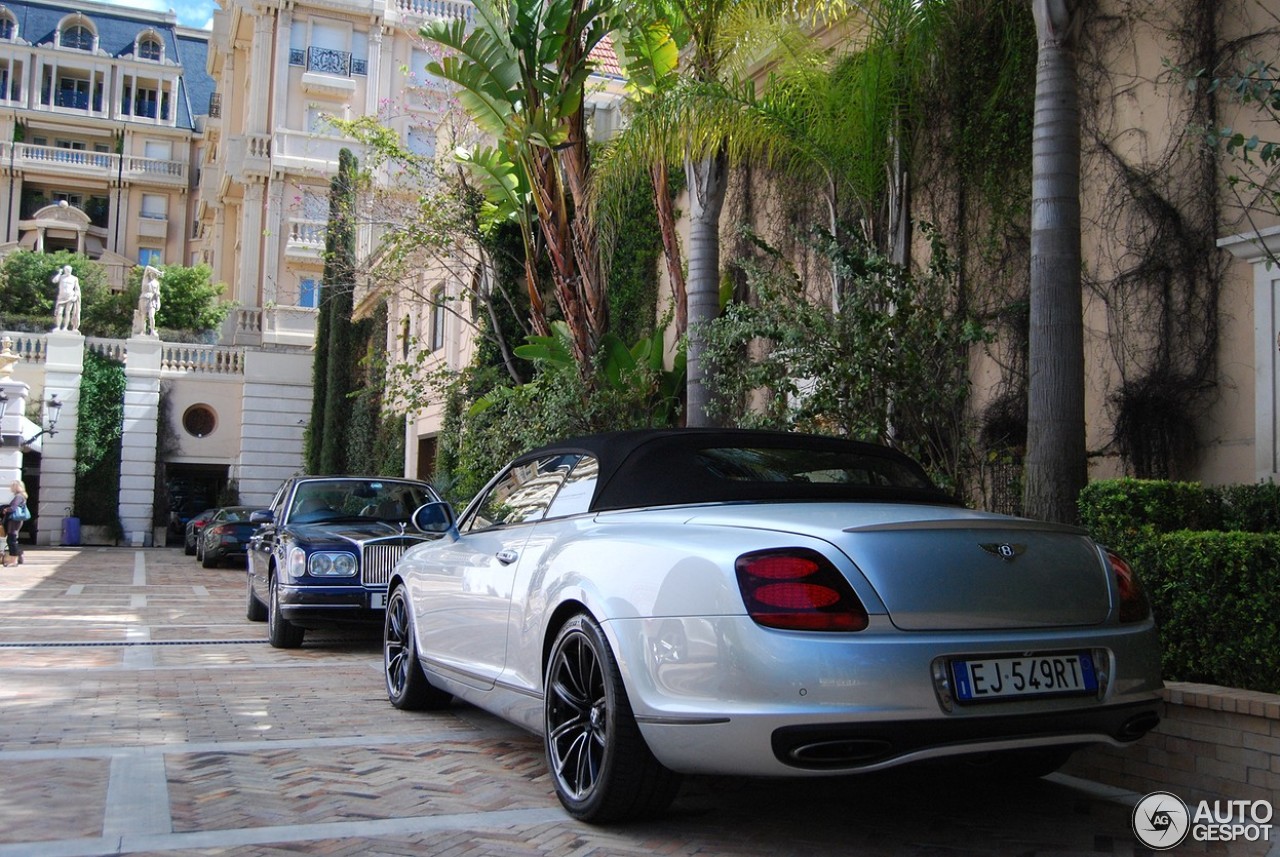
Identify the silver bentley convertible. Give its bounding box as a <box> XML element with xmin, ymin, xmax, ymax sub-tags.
<box><xmin>384</xmin><ymin>430</ymin><xmax>1163</xmax><ymax>822</ymax></box>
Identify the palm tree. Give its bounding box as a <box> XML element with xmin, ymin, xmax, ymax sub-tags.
<box><xmin>421</xmin><ymin>0</ymin><xmax>613</xmax><ymax>373</ymax></box>
<box><xmin>602</xmin><ymin>0</ymin><xmax>850</xmax><ymax>425</ymax></box>
<box><xmin>1024</xmin><ymin>0</ymin><xmax>1086</xmax><ymax>523</ymax></box>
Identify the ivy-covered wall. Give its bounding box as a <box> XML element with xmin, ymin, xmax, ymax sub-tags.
<box><xmin>73</xmin><ymin>351</ymin><xmax>125</xmax><ymax>534</ymax></box>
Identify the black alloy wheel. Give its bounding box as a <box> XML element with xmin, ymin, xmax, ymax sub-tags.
<box><xmin>543</xmin><ymin>613</ymin><xmax>680</xmax><ymax>822</ymax></box>
<box><xmin>383</xmin><ymin>585</ymin><xmax>450</xmax><ymax>710</ymax></box>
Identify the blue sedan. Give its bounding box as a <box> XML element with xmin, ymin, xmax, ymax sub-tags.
<box><xmin>246</xmin><ymin>476</ymin><xmax>442</xmax><ymax>648</ymax></box>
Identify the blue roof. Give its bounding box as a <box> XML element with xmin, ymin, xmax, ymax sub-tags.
<box><xmin>0</xmin><ymin>0</ymin><xmax>214</xmax><ymax>129</ymax></box>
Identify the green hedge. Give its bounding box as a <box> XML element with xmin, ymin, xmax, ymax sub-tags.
<box><xmin>1124</xmin><ymin>531</ymin><xmax>1280</xmax><ymax>693</ymax></box>
<box><xmin>1078</xmin><ymin>479</ymin><xmax>1280</xmax><ymax>693</ymax></box>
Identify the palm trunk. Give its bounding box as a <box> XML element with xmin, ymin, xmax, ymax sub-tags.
<box><xmin>684</xmin><ymin>150</ymin><xmax>728</xmax><ymax>427</ymax></box>
<box><xmin>1024</xmin><ymin>0</ymin><xmax>1086</xmax><ymax>524</ymax></box>
<box><xmin>653</xmin><ymin>161</ymin><xmax>688</xmax><ymax>337</ymax></box>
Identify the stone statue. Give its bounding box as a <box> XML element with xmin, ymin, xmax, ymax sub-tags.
<box><xmin>0</xmin><ymin>337</ymin><xmax>18</xmax><ymax>378</ymax></box>
<box><xmin>51</xmin><ymin>265</ymin><xmax>81</xmax><ymax>332</ymax></box>
<box><xmin>138</xmin><ymin>265</ymin><xmax>162</xmax><ymax>336</ymax></box>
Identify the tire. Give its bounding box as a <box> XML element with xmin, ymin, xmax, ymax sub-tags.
<box><xmin>267</xmin><ymin>574</ymin><xmax>304</xmax><ymax>648</ymax></box>
<box><xmin>184</xmin><ymin>538</ymin><xmax>196</xmax><ymax>556</ymax></box>
<box><xmin>246</xmin><ymin>574</ymin><xmax>267</xmax><ymax>622</ymax></box>
<box><xmin>544</xmin><ymin>613</ymin><xmax>680</xmax><ymax>822</ymax></box>
<box><xmin>383</xmin><ymin>585</ymin><xmax>451</xmax><ymax>711</ymax></box>
<box><xmin>195</xmin><ymin>540</ymin><xmax>204</xmax><ymax>562</ymax></box>
<box><xmin>201</xmin><ymin>548</ymin><xmax>219</xmax><ymax>569</ymax></box>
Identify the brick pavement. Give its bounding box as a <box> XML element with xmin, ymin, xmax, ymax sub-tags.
<box><xmin>0</xmin><ymin>547</ymin><xmax>1273</xmax><ymax>856</ymax></box>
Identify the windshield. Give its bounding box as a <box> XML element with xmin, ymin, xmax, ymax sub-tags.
<box><xmin>289</xmin><ymin>480</ymin><xmax>432</xmax><ymax>524</ymax></box>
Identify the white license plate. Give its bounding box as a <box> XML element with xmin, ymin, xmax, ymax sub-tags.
<box><xmin>369</xmin><ymin>592</ymin><xmax>386</xmax><ymax>609</ymax></box>
<box><xmin>951</xmin><ymin>653</ymin><xmax>1097</xmax><ymax>702</ymax></box>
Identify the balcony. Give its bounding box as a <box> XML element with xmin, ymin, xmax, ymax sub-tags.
<box><xmin>124</xmin><ymin>154</ymin><xmax>187</xmax><ymax>185</ymax></box>
<box><xmin>391</xmin><ymin>0</ymin><xmax>474</xmax><ymax>23</ymax></box>
<box><xmin>37</xmin><ymin>85</ymin><xmax>106</xmax><ymax>119</ymax></box>
<box><xmin>137</xmin><ymin>213</ymin><xmax>168</xmax><ymax>240</ymax></box>
<box><xmin>226</xmin><ymin>133</ymin><xmax>271</xmax><ymax>180</ymax></box>
<box><xmin>273</xmin><ymin>129</ymin><xmax>364</xmax><ymax>175</ymax></box>
<box><xmin>286</xmin><ymin>218</ymin><xmax>326</xmax><ymax>260</ymax></box>
<box><xmin>4</xmin><ymin>142</ymin><xmax>116</xmax><ymax>179</ymax></box>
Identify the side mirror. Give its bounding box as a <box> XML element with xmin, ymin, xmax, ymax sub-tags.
<box><xmin>249</xmin><ymin>509</ymin><xmax>274</xmax><ymax>525</ymax></box>
<box><xmin>412</xmin><ymin>501</ymin><xmax>458</xmax><ymax>540</ymax></box>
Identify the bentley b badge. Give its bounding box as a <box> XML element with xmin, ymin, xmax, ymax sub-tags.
<box><xmin>980</xmin><ymin>542</ymin><xmax>1026</xmax><ymax>561</ymax></box>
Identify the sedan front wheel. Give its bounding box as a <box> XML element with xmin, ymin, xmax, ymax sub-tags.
<box><xmin>267</xmin><ymin>574</ymin><xmax>304</xmax><ymax>648</ymax></box>
<box><xmin>544</xmin><ymin>613</ymin><xmax>680</xmax><ymax>822</ymax></box>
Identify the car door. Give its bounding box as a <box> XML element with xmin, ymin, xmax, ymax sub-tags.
<box><xmin>410</xmin><ymin>454</ymin><xmax>578</xmax><ymax>690</ymax></box>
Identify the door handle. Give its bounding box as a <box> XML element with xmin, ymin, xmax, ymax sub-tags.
<box><xmin>495</xmin><ymin>549</ymin><xmax>519</xmax><ymax>565</ymax></box>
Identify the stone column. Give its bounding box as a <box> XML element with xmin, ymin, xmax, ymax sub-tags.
<box><xmin>38</xmin><ymin>331</ymin><xmax>84</xmax><ymax>545</ymax></box>
<box><xmin>238</xmin><ymin>179</ymin><xmax>264</xmax><ymax>308</ymax></box>
<box><xmin>118</xmin><ymin>336</ymin><xmax>162</xmax><ymax>545</ymax></box>
<box><xmin>248</xmin><ymin>10</ymin><xmax>275</xmax><ymax>135</ymax></box>
<box><xmin>262</xmin><ymin>177</ymin><xmax>284</xmax><ymax>306</ymax></box>
<box><xmin>0</xmin><ymin>337</ymin><xmax>30</xmax><ymax>487</ymax></box>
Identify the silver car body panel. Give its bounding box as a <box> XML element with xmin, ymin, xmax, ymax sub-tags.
<box><xmin>396</xmin><ymin>500</ymin><xmax>1163</xmax><ymax>776</ymax></box>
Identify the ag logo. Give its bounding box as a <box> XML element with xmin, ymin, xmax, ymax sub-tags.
<box><xmin>1132</xmin><ymin>791</ymin><xmax>1190</xmax><ymax>850</ymax></box>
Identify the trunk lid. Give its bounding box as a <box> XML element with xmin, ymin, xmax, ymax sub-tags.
<box><xmin>683</xmin><ymin>504</ymin><xmax>1113</xmax><ymax>631</ymax></box>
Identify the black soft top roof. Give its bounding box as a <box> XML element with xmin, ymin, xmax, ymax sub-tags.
<box><xmin>522</xmin><ymin>429</ymin><xmax>957</xmax><ymax>512</ymax></box>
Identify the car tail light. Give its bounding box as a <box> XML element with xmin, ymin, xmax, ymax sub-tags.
<box><xmin>1107</xmin><ymin>551</ymin><xmax>1151</xmax><ymax>623</ymax></box>
<box><xmin>735</xmin><ymin>549</ymin><xmax>868</xmax><ymax>632</ymax></box>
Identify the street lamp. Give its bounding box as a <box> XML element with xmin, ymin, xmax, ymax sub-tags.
<box><xmin>0</xmin><ymin>392</ymin><xmax>63</xmax><ymax>447</ymax></box>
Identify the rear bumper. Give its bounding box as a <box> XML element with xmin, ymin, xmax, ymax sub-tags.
<box><xmin>770</xmin><ymin>698</ymin><xmax>1160</xmax><ymax>770</ymax></box>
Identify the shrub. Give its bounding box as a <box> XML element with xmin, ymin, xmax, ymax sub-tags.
<box><xmin>1078</xmin><ymin>478</ymin><xmax>1280</xmax><ymax>693</ymax></box>
<box><xmin>1124</xmin><ymin>531</ymin><xmax>1280</xmax><ymax>693</ymax></box>
<box><xmin>1077</xmin><ymin>478</ymin><xmax>1222</xmax><ymax>547</ymax></box>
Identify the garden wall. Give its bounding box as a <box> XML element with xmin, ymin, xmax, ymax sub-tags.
<box><xmin>1064</xmin><ymin>681</ymin><xmax>1280</xmax><ymax>803</ymax></box>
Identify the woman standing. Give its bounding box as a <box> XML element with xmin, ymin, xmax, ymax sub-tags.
<box><xmin>4</xmin><ymin>480</ymin><xmax>28</xmax><ymax>565</ymax></box>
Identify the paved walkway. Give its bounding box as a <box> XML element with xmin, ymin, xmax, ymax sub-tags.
<box><xmin>0</xmin><ymin>547</ymin><xmax>1273</xmax><ymax>856</ymax></box>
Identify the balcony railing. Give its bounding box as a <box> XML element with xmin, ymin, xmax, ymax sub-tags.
<box><xmin>18</xmin><ymin>144</ymin><xmax>113</xmax><ymax>170</ymax></box>
<box><xmin>287</xmin><ymin>219</ymin><xmax>326</xmax><ymax>252</ymax></box>
<box><xmin>308</xmin><ymin>47</ymin><xmax>350</xmax><ymax>76</ymax></box>
<box><xmin>161</xmin><ymin>344</ymin><xmax>245</xmax><ymax>375</ymax></box>
<box><xmin>289</xmin><ymin>47</ymin><xmax>369</xmax><ymax>77</ymax></box>
<box><xmin>394</xmin><ymin>0</ymin><xmax>475</xmax><ymax>22</ymax></box>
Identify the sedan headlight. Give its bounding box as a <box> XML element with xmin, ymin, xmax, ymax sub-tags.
<box><xmin>308</xmin><ymin>551</ymin><xmax>358</xmax><ymax>577</ymax></box>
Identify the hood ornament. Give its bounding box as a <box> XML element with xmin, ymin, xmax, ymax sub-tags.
<box><xmin>980</xmin><ymin>542</ymin><xmax>1026</xmax><ymax>562</ymax></box>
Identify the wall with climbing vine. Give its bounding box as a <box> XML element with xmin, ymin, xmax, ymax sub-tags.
<box><xmin>1073</xmin><ymin>0</ymin><xmax>1272</xmax><ymax>483</ymax></box>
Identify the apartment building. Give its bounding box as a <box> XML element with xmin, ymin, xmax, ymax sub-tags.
<box><xmin>0</xmin><ymin>0</ymin><xmax>213</xmax><ymax>287</ymax></box>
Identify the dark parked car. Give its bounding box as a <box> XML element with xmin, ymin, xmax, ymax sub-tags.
<box><xmin>246</xmin><ymin>476</ymin><xmax>443</xmax><ymax>648</ymax></box>
<box><xmin>198</xmin><ymin>506</ymin><xmax>260</xmax><ymax>568</ymax></box>
<box><xmin>183</xmin><ymin>509</ymin><xmax>217</xmax><ymax>556</ymax></box>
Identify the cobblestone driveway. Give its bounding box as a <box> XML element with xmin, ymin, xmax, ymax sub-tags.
<box><xmin>0</xmin><ymin>547</ymin><xmax>1266</xmax><ymax>856</ymax></box>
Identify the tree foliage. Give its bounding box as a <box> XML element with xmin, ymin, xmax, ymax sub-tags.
<box><xmin>0</xmin><ymin>251</ymin><xmax>111</xmax><ymax>333</ymax></box>
<box><xmin>122</xmin><ymin>263</ymin><xmax>229</xmax><ymax>333</ymax></box>
<box><xmin>306</xmin><ymin>148</ymin><xmax>360</xmax><ymax>475</ymax></box>
<box><xmin>421</xmin><ymin>0</ymin><xmax>611</xmax><ymax>373</ymax></box>
<box><xmin>700</xmin><ymin>226</ymin><xmax>986</xmax><ymax>492</ymax></box>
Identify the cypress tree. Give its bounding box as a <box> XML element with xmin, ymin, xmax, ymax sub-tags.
<box><xmin>316</xmin><ymin>148</ymin><xmax>359</xmax><ymax>474</ymax></box>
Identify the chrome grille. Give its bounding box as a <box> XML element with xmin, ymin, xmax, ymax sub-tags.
<box><xmin>361</xmin><ymin>540</ymin><xmax>415</xmax><ymax>587</ymax></box>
